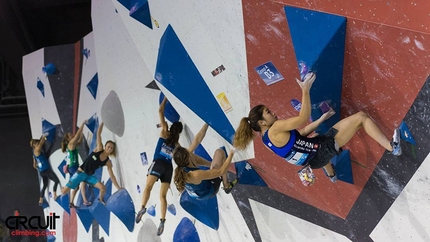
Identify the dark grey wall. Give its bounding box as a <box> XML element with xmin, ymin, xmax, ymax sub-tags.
<box><xmin>0</xmin><ymin>115</ymin><xmax>46</xmax><ymax>242</ymax></box>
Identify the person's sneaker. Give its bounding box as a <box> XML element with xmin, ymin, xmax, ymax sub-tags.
<box><xmin>83</xmin><ymin>201</ymin><xmax>92</xmax><ymax>206</ymax></box>
<box><xmin>224</xmin><ymin>178</ymin><xmax>239</xmax><ymax>194</ymax></box>
<box><xmin>157</xmin><ymin>219</ymin><xmax>166</xmax><ymax>236</ymax></box>
<box><xmin>135</xmin><ymin>207</ymin><xmax>147</xmax><ymax>224</ymax></box>
<box><xmin>389</xmin><ymin>128</ymin><xmax>402</xmax><ymax>156</ymax></box>
<box><xmin>69</xmin><ymin>203</ymin><xmax>78</xmax><ymax>208</ymax></box>
<box><xmin>322</xmin><ymin>164</ymin><xmax>337</xmax><ymax>183</ymax></box>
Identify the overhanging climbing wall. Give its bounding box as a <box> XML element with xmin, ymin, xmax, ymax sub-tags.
<box><xmin>19</xmin><ymin>0</ymin><xmax>430</xmax><ymax>241</ymax></box>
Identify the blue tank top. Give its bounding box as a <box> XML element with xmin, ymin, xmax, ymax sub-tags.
<box><xmin>183</xmin><ymin>167</ymin><xmax>214</xmax><ymax>199</ymax></box>
<box><xmin>153</xmin><ymin>137</ymin><xmax>175</xmax><ymax>162</ymax></box>
<box><xmin>34</xmin><ymin>152</ymin><xmax>50</xmax><ymax>172</ymax></box>
<box><xmin>262</xmin><ymin>129</ymin><xmax>320</xmax><ymax>166</ymax></box>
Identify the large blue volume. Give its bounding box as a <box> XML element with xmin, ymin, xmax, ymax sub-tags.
<box><xmin>155</xmin><ymin>24</ymin><xmax>235</xmax><ymax>143</ymax></box>
<box><xmin>285</xmin><ymin>6</ymin><xmax>346</xmax><ymax>134</ymax></box>
<box><xmin>180</xmin><ymin>192</ymin><xmax>219</xmax><ymax>230</ymax></box>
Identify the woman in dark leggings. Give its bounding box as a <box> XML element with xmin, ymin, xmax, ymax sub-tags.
<box><xmin>31</xmin><ymin>133</ymin><xmax>61</xmax><ymax>205</ymax></box>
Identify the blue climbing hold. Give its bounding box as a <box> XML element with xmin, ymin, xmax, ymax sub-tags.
<box><xmin>47</xmin><ymin>230</ymin><xmax>56</xmax><ymax>242</ymax></box>
<box><xmin>87</xmin><ymin>73</ymin><xmax>99</xmax><ymax>99</ymax></box>
<box><xmin>180</xmin><ymin>191</ymin><xmax>219</xmax><ymax>230</ymax></box>
<box><xmin>168</xmin><ymin>204</ymin><xmax>176</xmax><ymax>216</ymax></box>
<box><xmin>330</xmin><ymin>150</ymin><xmax>354</xmax><ymax>184</ymax></box>
<box><xmin>106</xmin><ymin>189</ymin><xmax>135</xmax><ymax>232</ymax></box>
<box><xmin>58</xmin><ymin>158</ymin><xmax>67</xmax><ymax>179</ymax></box>
<box><xmin>173</xmin><ymin>217</ymin><xmax>200</xmax><ymax>242</ymax></box>
<box><xmin>147</xmin><ymin>205</ymin><xmax>156</xmax><ymax>217</ymax></box>
<box><xmin>129</xmin><ymin>0</ymin><xmax>153</xmax><ymax>29</ymax></box>
<box><xmin>234</xmin><ymin>161</ymin><xmax>267</xmax><ymax>186</ymax></box>
<box><xmin>37</xmin><ymin>77</ymin><xmax>45</xmax><ymax>97</ymax></box>
<box><xmin>89</xmin><ymin>199</ymin><xmax>111</xmax><ymax>235</ymax></box>
<box><xmin>55</xmin><ymin>193</ymin><xmax>70</xmax><ymax>215</ymax></box>
<box><xmin>159</xmin><ymin>92</ymin><xmax>180</xmax><ymax>123</ymax></box>
<box><xmin>285</xmin><ymin>6</ymin><xmax>346</xmax><ymax>134</ymax></box>
<box><xmin>42</xmin><ymin>63</ymin><xmax>56</xmax><ymax>75</ymax></box>
<box><xmin>82</xmin><ymin>48</ymin><xmax>91</xmax><ymax>59</ymax></box>
<box><xmin>117</xmin><ymin>0</ymin><xmax>131</xmax><ymax>10</ymax></box>
<box><xmin>399</xmin><ymin>121</ymin><xmax>416</xmax><ymax>145</ymax></box>
<box><xmin>42</xmin><ymin>118</ymin><xmax>56</xmax><ymax>144</ymax></box>
<box><xmin>75</xmin><ymin>207</ymin><xmax>93</xmax><ymax>232</ymax></box>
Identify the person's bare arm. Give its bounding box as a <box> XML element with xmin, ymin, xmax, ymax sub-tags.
<box><xmin>187</xmin><ymin>124</ymin><xmax>209</xmax><ymax>153</ymax></box>
<box><xmin>299</xmin><ymin>108</ymin><xmax>335</xmax><ymax>136</ymax></box>
<box><xmin>106</xmin><ymin>161</ymin><xmax>121</xmax><ymax>190</ymax></box>
<box><xmin>69</xmin><ymin>120</ymin><xmax>87</xmax><ymax>149</ymax></box>
<box><xmin>32</xmin><ymin>157</ymin><xmax>37</xmax><ymax>169</ymax></box>
<box><xmin>189</xmin><ymin>150</ymin><xmax>235</xmax><ymax>182</ymax></box>
<box><xmin>272</xmin><ymin>73</ymin><xmax>316</xmax><ymax>133</ymax></box>
<box><xmin>34</xmin><ymin>133</ymin><xmax>48</xmax><ymax>155</ymax></box>
<box><xmin>158</xmin><ymin>97</ymin><xmax>169</xmax><ymax>138</ymax></box>
<box><xmin>94</xmin><ymin>122</ymin><xmax>104</xmax><ymax>152</ymax></box>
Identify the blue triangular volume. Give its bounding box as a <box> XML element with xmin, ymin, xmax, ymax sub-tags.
<box><xmin>194</xmin><ymin>144</ymin><xmax>212</xmax><ymax>169</ymax></box>
<box><xmin>37</xmin><ymin>77</ymin><xmax>45</xmax><ymax>97</ymax></box>
<box><xmin>234</xmin><ymin>161</ymin><xmax>267</xmax><ymax>186</ymax></box>
<box><xmin>155</xmin><ymin>25</ymin><xmax>235</xmax><ymax>143</ymax></box>
<box><xmin>129</xmin><ymin>0</ymin><xmax>153</xmax><ymax>29</ymax></box>
<box><xmin>56</xmin><ymin>193</ymin><xmax>71</xmax><ymax>214</ymax></box>
<box><xmin>180</xmin><ymin>192</ymin><xmax>219</xmax><ymax>230</ymax></box>
<box><xmin>42</xmin><ymin>118</ymin><xmax>56</xmax><ymax>143</ymax></box>
<box><xmin>85</xmin><ymin>113</ymin><xmax>99</xmax><ymax>153</ymax></box>
<box><xmin>117</xmin><ymin>0</ymin><xmax>131</xmax><ymax>10</ymax></box>
<box><xmin>86</xmin><ymin>73</ymin><xmax>99</xmax><ymax>99</ymax></box>
<box><xmin>399</xmin><ymin>121</ymin><xmax>416</xmax><ymax>145</ymax></box>
<box><xmin>89</xmin><ymin>199</ymin><xmax>111</xmax><ymax>235</ymax></box>
<box><xmin>75</xmin><ymin>207</ymin><xmax>93</xmax><ymax>232</ymax></box>
<box><xmin>58</xmin><ymin>158</ymin><xmax>67</xmax><ymax>179</ymax></box>
<box><xmin>159</xmin><ymin>92</ymin><xmax>180</xmax><ymax>123</ymax></box>
<box><xmin>173</xmin><ymin>217</ymin><xmax>200</xmax><ymax>242</ymax></box>
<box><xmin>106</xmin><ymin>189</ymin><xmax>135</xmax><ymax>232</ymax></box>
<box><xmin>330</xmin><ymin>150</ymin><xmax>353</xmax><ymax>184</ymax></box>
<box><xmin>285</xmin><ymin>6</ymin><xmax>346</xmax><ymax>134</ymax></box>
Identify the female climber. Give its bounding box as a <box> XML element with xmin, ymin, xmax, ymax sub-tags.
<box><xmin>61</xmin><ymin>122</ymin><xmax>122</xmax><ymax>205</ymax></box>
<box><xmin>61</xmin><ymin>120</ymin><xmax>88</xmax><ymax>207</ymax></box>
<box><xmin>233</xmin><ymin>72</ymin><xmax>401</xmax><ymax>183</ymax></box>
<box><xmin>135</xmin><ymin>96</ymin><xmax>183</xmax><ymax>237</ymax></box>
<box><xmin>31</xmin><ymin>133</ymin><xmax>61</xmax><ymax>205</ymax></box>
<box><xmin>173</xmin><ymin>123</ymin><xmax>238</xmax><ymax>199</ymax></box>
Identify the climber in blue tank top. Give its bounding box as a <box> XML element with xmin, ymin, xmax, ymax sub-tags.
<box><xmin>233</xmin><ymin>72</ymin><xmax>402</xmax><ymax>183</ymax></box>
<box><xmin>30</xmin><ymin>133</ymin><xmax>61</xmax><ymax>206</ymax></box>
<box><xmin>173</xmin><ymin>123</ymin><xmax>238</xmax><ymax>200</ymax></box>
<box><xmin>135</xmin><ymin>96</ymin><xmax>183</xmax><ymax>237</ymax></box>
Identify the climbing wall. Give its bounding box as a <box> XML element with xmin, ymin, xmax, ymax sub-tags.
<box><xmin>21</xmin><ymin>0</ymin><xmax>430</xmax><ymax>241</ymax></box>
